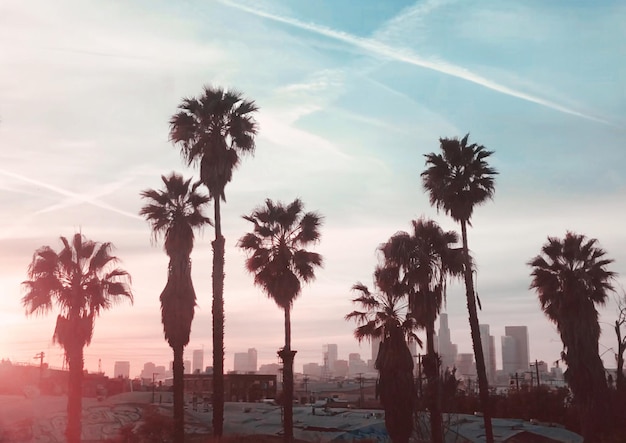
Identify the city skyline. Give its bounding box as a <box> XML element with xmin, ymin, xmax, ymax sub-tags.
<box><xmin>1</xmin><ymin>1</ymin><xmax>625</xmax><ymax>379</ymax></box>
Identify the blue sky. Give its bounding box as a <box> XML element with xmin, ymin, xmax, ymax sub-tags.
<box><xmin>0</xmin><ymin>0</ymin><xmax>625</xmax><ymax>378</ymax></box>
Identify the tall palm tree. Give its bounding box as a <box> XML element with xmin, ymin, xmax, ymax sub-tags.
<box><xmin>421</xmin><ymin>134</ymin><xmax>497</xmax><ymax>443</ymax></box>
<box><xmin>529</xmin><ymin>232</ymin><xmax>614</xmax><ymax>442</ymax></box>
<box><xmin>22</xmin><ymin>233</ymin><xmax>133</xmax><ymax>443</ymax></box>
<box><xmin>140</xmin><ymin>173</ymin><xmax>211</xmax><ymax>442</ymax></box>
<box><xmin>238</xmin><ymin>198</ymin><xmax>323</xmax><ymax>443</ymax></box>
<box><xmin>169</xmin><ymin>85</ymin><xmax>258</xmax><ymax>435</ymax></box>
<box><xmin>346</xmin><ymin>264</ymin><xmax>418</xmax><ymax>443</ymax></box>
<box><xmin>381</xmin><ymin>218</ymin><xmax>464</xmax><ymax>443</ymax></box>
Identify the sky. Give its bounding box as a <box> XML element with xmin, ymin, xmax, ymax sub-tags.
<box><xmin>1</xmin><ymin>0</ymin><xmax>625</xmax><ymax>379</ymax></box>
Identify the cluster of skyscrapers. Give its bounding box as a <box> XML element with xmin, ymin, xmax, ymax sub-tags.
<box><xmin>437</xmin><ymin>313</ymin><xmax>531</xmax><ymax>383</ymax></box>
<box><xmin>113</xmin><ymin>315</ymin><xmax>532</xmax><ymax>383</ymax></box>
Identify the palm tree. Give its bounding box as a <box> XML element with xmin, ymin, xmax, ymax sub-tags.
<box><xmin>381</xmin><ymin>218</ymin><xmax>464</xmax><ymax>443</ymax></box>
<box><xmin>421</xmin><ymin>134</ymin><xmax>497</xmax><ymax>443</ymax></box>
<box><xmin>238</xmin><ymin>198</ymin><xmax>323</xmax><ymax>443</ymax></box>
<box><xmin>140</xmin><ymin>173</ymin><xmax>211</xmax><ymax>442</ymax></box>
<box><xmin>529</xmin><ymin>232</ymin><xmax>614</xmax><ymax>442</ymax></box>
<box><xmin>346</xmin><ymin>264</ymin><xmax>418</xmax><ymax>443</ymax></box>
<box><xmin>169</xmin><ymin>85</ymin><xmax>258</xmax><ymax>436</ymax></box>
<box><xmin>22</xmin><ymin>233</ymin><xmax>133</xmax><ymax>443</ymax></box>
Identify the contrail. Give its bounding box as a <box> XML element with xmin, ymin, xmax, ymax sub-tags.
<box><xmin>0</xmin><ymin>169</ymin><xmax>142</xmax><ymax>220</ymax></box>
<box><xmin>219</xmin><ymin>0</ymin><xmax>609</xmax><ymax>125</ymax></box>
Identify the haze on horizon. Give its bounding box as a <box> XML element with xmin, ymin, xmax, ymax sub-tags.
<box><xmin>1</xmin><ymin>0</ymin><xmax>625</xmax><ymax>379</ymax></box>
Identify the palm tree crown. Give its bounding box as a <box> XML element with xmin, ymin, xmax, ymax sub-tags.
<box><xmin>529</xmin><ymin>232</ymin><xmax>615</xmax><ymax>348</ymax></box>
<box><xmin>421</xmin><ymin>134</ymin><xmax>497</xmax><ymax>224</ymax></box>
<box><xmin>169</xmin><ymin>86</ymin><xmax>258</xmax><ymax>202</ymax></box>
<box><xmin>238</xmin><ymin>198</ymin><xmax>323</xmax><ymax>308</ymax></box>
<box><xmin>140</xmin><ymin>173</ymin><xmax>211</xmax><ymax>348</ymax></box>
<box><xmin>381</xmin><ymin>218</ymin><xmax>463</xmax><ymax>325</ymax></box>
<box><xmin>346</xmin><ymin>264</ymin><xmax>418</xmax><ymax>345</ymax></box>
<box><xmin>22</xmin><ymin>233</ymin><xmax>133</xmax><ymax>340</ymax></box>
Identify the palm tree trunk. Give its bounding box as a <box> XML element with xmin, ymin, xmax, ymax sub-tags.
<box><xmin>173</xmin><ymin>345</ymin><xmax>185</xmax><ymax>442</ymax></box>
<box><xmin>279</xmin><ymin>306</ymin><xmax>296</xmax><ymax>443</ymax></box>
<box><xmin>425</xmin><ymin>322</ymin><xmax>444</xmax><ymax>443</ymax></box>
<box><xmin>460</xmin><ymin>219</ymin><xmax>494</xmax><ymax>443</ymax></box>
<box><xmin>212</xmin><ymin>197</ymin><xmax>225</xmax><ymax>437</ymax></box>
<box><xmin>66</xmin><ymin>344</ymin><xmax>84</xmax><ymax>443</ymax></box>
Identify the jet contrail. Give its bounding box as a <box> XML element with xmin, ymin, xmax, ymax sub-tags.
<box><xmin>0</xmin><ymin>169</ymin><xmax>142</xmax><ymax>220</ymax></box>
<box><xmin>219</xmin><ymin>0</ymin><xmax>609</xmax><ymax>125</ymax></box>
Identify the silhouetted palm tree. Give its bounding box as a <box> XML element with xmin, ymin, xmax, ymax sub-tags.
<box><xmin>169</xmin><ymin>85</ymin><xmax>258</xmax><ymax>436</ymax></box>
<box><xmin>381</xmin><ymin>218</ymin><xmax>463</xmax><ymax>443</ymax></box>
<box><xmin>238</xmin><ymin>198</ymin><xmax>323</xmax><ymax>443</ymax></box>
<box><xmin>421</xmin><ymin>134</ymin><xmax>497</xmax><ymax>443</ymax></box>
<box><xmin>529</xmin><ymin>232</ymin><xmax>614</xmax><ymax>442</ymax></box>
<box><xmin>347</xmin><ymin>264</ymin><xmax>418</xmax><ymax>443</ymax></box>
<box><xmin>22</xmin><ymin>233</ymin><xmax>133</xmax><ymax>443</ymax></box>
<box><xmin>140</xmin><ymin>173</ymin><xmax>211</xmax><ymax>441</ymax></box>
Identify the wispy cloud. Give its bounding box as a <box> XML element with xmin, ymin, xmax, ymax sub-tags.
<box><xmin>0</xmin><ymin>169</ymin><xmax>142</xmax><ymax>220</ymax></box>
<box><xmin>219</xmin><ymin>0</ymin><xmax>610</xmax><ymax>125</ymax></box>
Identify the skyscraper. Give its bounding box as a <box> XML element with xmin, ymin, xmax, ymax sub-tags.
<box><xmin>438</xmin><ymin>313</ymin><xmax>458</xmax><ymax>370</ymax></box>
<box><xmin>192</xmin><ymin>349</ymin><xmax>204</xmax><ymax>374</ymax></box>
<box><xmin>502</xmin><ymin>326</ymin><xmax>530</xmax><ymax>374</ymax></box>
<box><xmin>233</xmin><ymin>348</ymin><xmax>258</xmax><ymax>373</ymax></box>
<box><xmin>501</xmin><ymin>336</ymin><xmax>518</xmax><ymax>375</ymax></box>
<box><xmin>323</xmin><ymin>344</ymin><xmax>338</xmax><ymax>378</ymax></box>
<box><xmin>114</xmin><ymin>361</ymin><xmax>130</xmax><ymax>379</ymax></box>
<box><xmin>479</xmin><ymin>324</ymin><xmax>496</xmax><ymax>384</ymax></box>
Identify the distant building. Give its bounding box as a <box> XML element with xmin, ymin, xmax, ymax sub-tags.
<box><xmin>233</xmin><ymin>348</ymin><xmax>258</xmax><ymax>373</ymax></box>
<box><xmin>438</xmin><ymin>313</ymin><xmax>458</xmax><ymax>370</ymax></box>
<box><xmin>479</xmin><ymin>324</ymin><xmax>496</xmax><ymax>384</ymax></box>
<box><xmin>184</xmin><ymin>360</ymin><xmax>191</xmax><ymax>374</ymax></box>
<box><xmin>192</xmin><ymin>349</ymin><xmax>204</xmax><ymax>374</ymax></box>
<box><xmin>259</xmin><ymin>363</ymin><xmax>281</xmax><ymax>376</ymax></box>
<box><xmin>503</xmin><ymin>326</ymin><xmax>530</xmax><ymax>374</ymax></box>
<box><xmin>140</xmin><ymin>362</ymin><xmax>156</xmax><ymax>380</ymax></box>
<box><xmin>348</xmin><ymin>353</ymin><xmax>367</xmax><ymax>375</ymax></box>
<box><xmin>334</xmin><ymin>360</ymin><xmax>349</xmax><ymax>378</ymax></box>
<box><xmin>322</xmin><ymin>344</ymin><xmax>338</xmax><ymax>379</ymax></box>
<box><xmin>501</xmin><ymin>335</ymin><xmax>518</xmax><ymax>375</ymax></box>
<box><xmin>303</xmin><ymin>362</ymin><xmax>322</xmax><ymax>379</ymax></box>
<box><xmin>456</xmin><ymin>353</ymin><xmax>475</xmax><ymax>378</ymax></box>
<box><xmin>113</xmin><ymin>361</ymin><xmax>130</xmax><ymax>379</ymax></box>
<box><xmin>184</xmin><ymin>373</ymin><xmax>277</xmax><ymax>402</ymax></box>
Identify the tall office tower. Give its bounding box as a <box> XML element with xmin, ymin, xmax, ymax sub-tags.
<box><xmin>322</xmin><ymin>344</ymin><xmax>338</xmax><ymax>378</ymax></box>
<box><xmin>141</xmin><ymin>362</ymin><xmax>156</xmax><ymax>380</ymax></box>
<box><xmin>192</xmin><ymin>349</ymin><xmax>204</xmax><ymax>374</ymax></box>
<box><xmin>114</xmin><ymin>361</ymin><xmax>130</xmax><ymax>378</ymax></box>
<box><xmin>479</xmin><ymin>325</ymin><xmax>496</xmax><ymax>383</ymax></box>
<box><xmin>501</xmin><ymin>335</ymin><xmax>518</xmax><ymax>375</ymax></box>
<box><xmin>489</xmin><ymin>335</ymin><xmax>497</xmax><ymax>382</ymax></box>
<box><xmin>438</xmin><ymin>313</ymin><xmax>458</xmax><ymax>370</ymax></box>
<box><xmin>479</xmin><ymin>324</ymin><xmax>494</xmax><ymax>383</ymax></box>
<box><xmin>455</xmin><ymin>353</ymin><xmax>476</xmax><ymax>378</ymax></box>
<box><xmin>248</xmin><ymin>348</ymin><xmax>258</xmax><ymax>372</ymax></box>
<box><xmin>303</xmin><ymin>362</ymin><xmax>322</xmax><ymax>378</ymax></box>
<box><xmin>184</xmin><ymin>360</ymin><xmax>192</xmax><ymax>374</ymax></box>
<box><xmin>348</xmin><ymin>353</ymin><xmax>367</xmax><ymax>375</ymax></box>
<box><xmin>234</xmin><ymin>352</ymin><xmax>249</xmax><ymax>372</ymax></box>
<box><xmin>504</xmin><ymin>326</ymin><xmax>530</xmax><ymax>372</ymax></box>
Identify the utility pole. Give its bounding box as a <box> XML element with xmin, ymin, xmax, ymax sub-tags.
<box><xmin>534</xmin><ymin>360</ymin><xmax>540</xmax><ymax>387</ymax></box>
<box><xmin>303</xmin><ymin>375</ymin><xmax>310</xmax><ymax>403</ymax></box>
<box><xmin>34</xmin><ymin>352</ymin><xmax>45</xmax><ymax>387</ymax></box>
<box><xmin>356</xmin><ymin>373</ymin><xmax>365</xmax><ymax>408</ymax></box>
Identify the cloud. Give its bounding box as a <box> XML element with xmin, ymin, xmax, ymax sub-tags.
<box><xmin>219</xmin><ymin>0</ymin><xmax>610</xmax><ymax>125</ymax></box>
